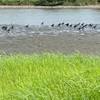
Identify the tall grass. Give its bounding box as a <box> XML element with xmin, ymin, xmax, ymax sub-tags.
<box><xmin>1</xmin><ymin>53</ymin><xmax>100</xmax><ymax>99</ymax></box>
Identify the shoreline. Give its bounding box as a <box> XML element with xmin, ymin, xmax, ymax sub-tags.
<box><xmin>0</xmin><ymin>5</ymin><xmax>100</xmax><ymax>9</ymax></box>
<box><xmin>0</xmin><ymin>34</ymin><xmax>100</xmax><ymax>55</ymax></box>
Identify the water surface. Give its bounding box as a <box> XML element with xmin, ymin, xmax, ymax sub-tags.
<box><xmin>0</xmin><ymin>8</ymin><xmax>100</xmax><ymax>37</ymax></box>
<box><xmin>0</xmin><ymin>8</ymin><xmax>100</xmax><ymax>25</ymax></box>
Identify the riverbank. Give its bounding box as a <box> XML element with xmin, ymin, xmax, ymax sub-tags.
<box><xmin>0</xmin><ymin>5</ymin><xmax>100</xmax><ymax>9</ymax></box>
<box><xmin>0</xmin><ymin>34</ymin><xmax>100</xmax><ymax>55</ymax></box>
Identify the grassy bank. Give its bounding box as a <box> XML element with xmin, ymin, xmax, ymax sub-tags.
<box><xmin>1</xmin><ymin>53</ymin><xmax>100</xmax><ymax>99</ymax></box>
<box><xmin>0</xmin><ymin>0</ymin><xmax>99</xmax><ymax>6</ymax></box>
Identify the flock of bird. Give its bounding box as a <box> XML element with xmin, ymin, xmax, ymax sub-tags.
<box><xmin>2</xmin><ymin>25</ymin><xmax>14</xmax><ymax>33</ymax></box>
<box><xmin>42</xmin><ymin>22</ymin><xmax>98</xmax><ymax>31</ymax></box>
<box><xmin>0</xmin><ymin>22</ymin><xmax>99</xmax><ymax>36</ymax></box>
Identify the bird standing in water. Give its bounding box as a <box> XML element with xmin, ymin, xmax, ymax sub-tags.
<box><xmin>11</xmin><ymin>25</ymin><xmax>14</xmax><ymax>29</ymax></box>
<box><xmin>2</xmin><ymin>26</ymin><xmax>7</xmax><ymax>30</ymax></box>
<box><xmin>41</xmin><ymin>22</ymin><xmax>44</xmax><ymax>25</ymax></box>
<box><xmin>51</xmin><ymin>24</ymin><xmax>54</xmax><ymax>27</ymax></box>
<box><xmin>25</xmin><ymin>24</ymin><xmax>29</xmax><ymax>27</ymax></box>
<box><xmin>93</xmin><ymin>25</ymin><xmax>97</xmax><ymax>29</ymax></box>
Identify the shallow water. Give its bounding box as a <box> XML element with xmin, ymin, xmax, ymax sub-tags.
<box><xmin>0</xmin><ymin>24</ymin><xmax>100</xmax><ymax>37</ymax></box>
<box><xmin>0</xmin><ymin>8</ymin><xmax>100</xmax><ymax>36</ymax></box>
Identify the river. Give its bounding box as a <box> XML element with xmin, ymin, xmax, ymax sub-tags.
<box><xmin>0</xmin><ymin>8</ymin><xmax>100</xmax><ymax>36</ymax></box>
<box><xmin>0</xmin><ymin>8</ymin><xmax>100</xmax><ymax>25</ymax></box>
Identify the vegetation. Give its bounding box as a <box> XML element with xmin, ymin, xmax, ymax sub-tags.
<box><xmin>35</xmin><ymin>0</ymin><xmax>98</xmax><ymax>6</ymax></box>
<box><xmin>1</xmin><ymin>53</ymin><xmax>100</xmax><ymax>100</ymax></box>
<box><xmin>0</xmin><ymin>0</ymin><xmax>99</xmax><ymax>6</ymax></box>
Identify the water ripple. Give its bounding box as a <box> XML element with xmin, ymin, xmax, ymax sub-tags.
<box><xmin>0</xmin><ymin>23</ymin><xmax>100</xmax><ymax>37</ymax></box>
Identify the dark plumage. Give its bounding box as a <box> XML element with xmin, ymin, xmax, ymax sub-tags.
<box><xmin>89</xmin><ymin>24</ymin><xmax>93</xmax><ymax>27</ymax></box>
<box><xmin>65</xmin><ymin>23</ymin><xmax>69</xmax><ymax>26</ymax></box>
<box><xmin>78</xmin><ymin>27</ymin><xmax>81</xmax><ymax>30</ymax></box>
<box><xmin>81</xmin><ymin>26</ymin><xmax>85</xmax><ymax>30</ymax></box>
<box><xmin>81</xmin><ymin>23</ymin><xmax>84</xmax><ymax>26</ymax></box>
<box><xmin>41</xmin><ymin>22</ymin><xmax>44</xmax><ymax>25</ymax></box>
<box><xmin>84</xmin><ymin>24</ymin><xmax>87</xmax><ymax>28</ymax></box>
<box><xmin>77</xmin><ymin>23</ymin><xmax>80</xmax><ymax>26</ymax></box>
<box><xmin>51</xmin><ymin>24</ymin><xmax>54</xmax><ymax>27</ymax></box>
<box><xmin>58</xmin><ymin>23</ymin><xmax>61</xmax><ymax>26</ymax></box>
<box><xmin>7</xmin><ymin>28</ymin><xmax>10</xmax><ymax>33</ymax></box>
<box><xmin>2</xmin><ymin>26</ymin><xmax>7</xmax><ymax>30</ymax></box>
<box><xmin>93</xmin><ymin>25</ymin><xmax>97</xmax><ymax>29</ymax></box>
<box><xmin>11</xmin><ymin>25</ymin><xmax>14</xmax><ymax>29</ymax></box>
<box><xmin>69</xmin><ymin>24</ymin><xmax>73</xmax><ymax>27</ymax></box>
<box><xmin>62</xmin><ymin>22</ymin><xmax>64</xmax><ymax>25</ymax></box>
<box><xmin>74</xmin><ymin>25</ymin><xmax>77</xmax><ymax>28</ymax></box>
<box><xmin>25</xmin><ymin>25</ymin><xmax>29</xmax><ymax>27</ymax></box>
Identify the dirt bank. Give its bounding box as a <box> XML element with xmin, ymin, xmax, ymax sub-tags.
<box><xmin>0</xmin><ymin>34</ymin><xmax>100</xmax><ymax>55</ymax></box>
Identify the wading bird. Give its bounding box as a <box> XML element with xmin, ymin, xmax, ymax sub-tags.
<box><xmin>25</xmin><ymin>24</ymin><xmax>29</xmax><ymax>27</ymax></box>
<box><xmin>2</xmin><ymin>26</ymin><xmax>7</xmax><ymax>30</ymax></box>
<box><xmin>51</xmin><ymin>24</ymin><xmax>54</xmax><ymax>27</ymax></box>
<box><xmin>41</xmin><ymin>22</ymin><xmax>44</xmax><ymax>25</ymax></box>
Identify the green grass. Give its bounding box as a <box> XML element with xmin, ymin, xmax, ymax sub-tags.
<box><xmin>1</xmin><ymin>53</ymin><xmax>100</xmax><ymax>100</ymax></box>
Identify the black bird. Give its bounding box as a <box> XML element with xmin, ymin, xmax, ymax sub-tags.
<box><xmin>65</xmin><ymin>23</ymin><xmax>69</xmax><ymax>26</ymax></box>
<box><xmin>78</xmin><ymin>27</ymin><xmax>81</xmax><ymax>30</ymax></box>
<box><xmin>89</xmin><ymin>24</ymin><xmax>93</xmax><ymax>27</ymax></box>
<box><xmin>11</xmin><ymin>25</ymin><xmax>14</xmax><ymax>29</ymax></box>
<box><xmin>81</xmin><ymin>23</ymin><xmax>84</xmax><ymax>26</ymax></box>
<box><xmin>2</xmin><ymin>26</ymin><xmax>7</xmax><ymax>30</ymax></box>
<box><xmin>81</xmin><ymin>26</ymin><xmax>85</xmax><ymax>30</ymax></box>
<box><xmin>74</xmin><ymin>25</ymin><xmax>77</xmax><ymax>28</ymax></box>
<box><xmin>58</xmin><ymin>23</ymin><xmax>61</xmax><ymax>26</ymax></box>
<box><xmin>25</xmin><ymin>25</ymin><xmax>29</xmax><ymax>27</ymax></box>
<box><xmin>77</xmin><ymin>23</ymin><xmax>80</xmax><ymax>26</ymax></box>
<box><xmin>62</xmin><ymin>22</ymin><xmax>64</xmax><ymax>25</ymax></box>
<box><xmin>7</xmin><ymin>28</ymin><xmax>10</xmax><ymax>33</ymax></box>
<box><xmin>51</xmin><ymin>24</ymin><xmax>54</xmax><ymax>27</ymax></box>
<box><xmin>93</xmin><ymin>25</ymin><xmax>97</xmax><ymax>29</ymax></box>
<box><xmin>89</xmin><ymin>24</ymin><xmax>91</xmax><ymax>26</ymax></box>
<box><xmin>84</xmin><ymin>24</ymin><xmax>87</xmax><ymax>28</ymax></box>
<box><xmin>70</xmin><ymin>24</ymin><xmax>73</xmax><ymax>27</ymax></box>
<box><xmin>41</xmin><ymin>22</ymin><xmax>44</xmax><ymax>25</ymax></box>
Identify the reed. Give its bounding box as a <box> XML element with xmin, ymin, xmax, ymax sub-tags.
<box><xmin>1</xmin><ymin>53</ymin><xmax>100</xmax><ymax>100</ymax></box>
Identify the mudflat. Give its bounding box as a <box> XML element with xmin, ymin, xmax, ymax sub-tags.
<box><xmin>0</xmin><ymin>33</ymin><xmax>100</xmax><ymax>55</ymax></box>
